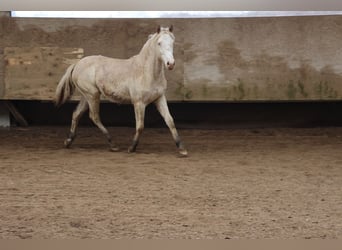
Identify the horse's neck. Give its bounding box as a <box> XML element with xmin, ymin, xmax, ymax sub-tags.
<box><xmin>137</xmin><ymin>38</ymin><xmax>165</xmax><ymax>81</ymax></box>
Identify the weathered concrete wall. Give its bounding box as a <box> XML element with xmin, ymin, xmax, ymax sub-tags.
<box><xmin>183</xmin><ymin>17</ymin><xmax>342</xmax><ymax>101</ymax></box>
<box><xmin>0</xmin><ymin>17</ymin><xmax>184</xmax><ymax>101</ymax></box>
<box><xmin>1</xmin><ymin>15</ymin><xmax>342</xmax><ymax>101</ymax></box>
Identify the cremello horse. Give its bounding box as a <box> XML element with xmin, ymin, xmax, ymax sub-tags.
<box><xmin>55</xmin><ymin>25</ymin><xmax>187</xmax><ymax>156</ymax></box>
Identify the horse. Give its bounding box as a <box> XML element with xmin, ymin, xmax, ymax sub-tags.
<box><xmin>55</xmin><ymin>25</ymin><xmax>187</xmax><ymax>156</ymax></box>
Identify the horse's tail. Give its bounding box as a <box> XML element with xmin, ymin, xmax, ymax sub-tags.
<box><xmin>55</xmin><ymin>64</ymin><xmax>76</xmax><ymax>107</ymax></box>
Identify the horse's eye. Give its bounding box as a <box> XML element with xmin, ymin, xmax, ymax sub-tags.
<box><xmin>158</xmin><ymin>42</ymin><xmax>161</xmax><ymax>46</ymax></box>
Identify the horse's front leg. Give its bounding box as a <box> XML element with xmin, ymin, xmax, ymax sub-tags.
<box><xmin>128</xmin><ymin>101</ymin><xmax>146</xmax><ymax>153</ymax></box>
<box><xmin>154</xmin><ymin>95</ymin><xmax>188</xmax><ymax>156</ymax></box>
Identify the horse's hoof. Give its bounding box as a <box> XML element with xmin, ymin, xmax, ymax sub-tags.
<box><xmin>127</xmin><ymin>147</ymin><xmax>136</xmax><ymax>153</ymax></box>
<box><xmin>64</xmin><ymin>139</ymin><xmax>72</xmax><ymax>148</ymax></box>
<box><xmin>179</xmin><ymin>149</ymin><xmax>188</xmax><ymax>157</ymax></box>
<box><xmin>110</xmin><ymin>147</ymin><xmax>120</xmax><ymax>152</ymax></box>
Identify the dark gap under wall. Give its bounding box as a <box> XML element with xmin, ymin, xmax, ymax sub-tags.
<box><xmin>9</xmin><ymin>100</ymin><xmax>342</xmax><ymax>129</ymax></box>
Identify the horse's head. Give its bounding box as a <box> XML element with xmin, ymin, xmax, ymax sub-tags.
<box><xmin>155</xmin><ymin>25</ymin><xmax>175</xmax><ymax>70</ymax></box>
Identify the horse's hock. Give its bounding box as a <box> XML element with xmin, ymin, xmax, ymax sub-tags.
<box><xmin>1</xmin><ymin>14</ymin><xmax>342</xmax><ymax>102</ymax></box>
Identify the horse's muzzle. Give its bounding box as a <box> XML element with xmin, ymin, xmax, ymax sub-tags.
<box><xmin>167</xmin><ymin>61</ymin><xmax>175</xmax><ymax>70</ymax></box>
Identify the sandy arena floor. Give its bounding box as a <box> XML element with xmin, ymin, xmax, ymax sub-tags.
<box><xmin>0</xmin><ymin>126</ymin><xmax>341</xmax><ymax>239</ymax></box>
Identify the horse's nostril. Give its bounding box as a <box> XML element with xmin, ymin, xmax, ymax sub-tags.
<box><xmin>167</xmin><ymin>62</ymin><xmax>170</xmax><ymax>66</ymax></box>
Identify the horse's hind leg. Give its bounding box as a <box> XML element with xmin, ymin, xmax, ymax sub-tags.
<box><xmin>65</xmin><ymin>97</ymin><xmax>88</xmax><ymax>148</ymax></box>
<box><xmin>87</xmin><ymin>94</ymin><xmax>119</xmax><ymax>152</ymax></box>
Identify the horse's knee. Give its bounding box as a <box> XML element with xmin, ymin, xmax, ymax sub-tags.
<box><xmin>136</xmin><ymin>123</ymin><xmax>144</xmax><ymax>133</ymax></box>
<box><xmin>137</xmin><ymin>126</ymin><xmax>144</xmax><ymax>133</ymax></box>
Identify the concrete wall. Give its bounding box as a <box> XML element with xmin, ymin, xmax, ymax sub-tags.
<box><xmin>1</xmin><ymin>15</ymin><xmax>342</xmax><ymax>101</ymax></box>
<box><xmin>183</xmin><ymin>17</ymin><xmax>342</xmax><ymax>101</ymax></box>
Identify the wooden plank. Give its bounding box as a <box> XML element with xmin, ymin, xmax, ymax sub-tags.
<box><xmin>4</xmin><ymin>47</ymin><xmax>83</xmax><ymax>100</ymax></box>
<box><xmin>3</xmin><ymin>101</ymin><xmax>28</xmax><ymax>126</ymax></box>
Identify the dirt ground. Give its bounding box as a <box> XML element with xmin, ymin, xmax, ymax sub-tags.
<box><xmin>0</xmin><ymin>126</ymin><xmax>341</xmax><ymax>239</ymax></box>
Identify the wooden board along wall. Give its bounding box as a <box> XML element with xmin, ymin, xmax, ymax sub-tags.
<box><xmin>4</xmin><ymin>47</ymin><xmax>83</xmax><ymax>100</ymax></box>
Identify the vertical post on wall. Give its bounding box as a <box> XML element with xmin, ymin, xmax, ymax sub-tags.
<box><xmin>0</xmin><ymin>12</ymin><xmax>11</xmax><ymax>127</ymax></box>
<box><xmin>0</xmin><ymin>13</ymin><xmax>8</xmax><ymax>127</ymax></box>
<box><xmin>0</xmin><ymin>102</ymin><xmax>10</xmax><ymax>127</ymax></box>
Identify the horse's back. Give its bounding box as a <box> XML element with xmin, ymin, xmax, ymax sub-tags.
<box><xmin>73</xmin><ymin>55</ymin><xmax>134</xmax><ymax>102</ymax></box>
<box><xmin>75</xmin><ymin>55</ymin><xmax>114</xmax><ymax>69</ymax></box>
<box><xmin>75</xmin><ymin>55</ymin><xmax>134</xmax><ymax>76</ymax></box>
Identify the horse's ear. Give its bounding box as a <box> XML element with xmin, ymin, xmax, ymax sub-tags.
<box><xmin>169</xmin><ymin>25</ymin><xmax>173</xmax><ymax>32</ymax></box>
<box><xmin>157</xmin><ymin>25</ymin><xmax>161</xmax><ymax>33</ymax></box>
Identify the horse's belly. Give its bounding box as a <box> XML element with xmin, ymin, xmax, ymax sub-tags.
<box><xmin>106</xmin><ymin>92</ymin><xmax>131</xmax><ymax>104</ymax></box>
<box><xmin>98</xmin><ymin>83</ymin><xmax>131</xmax><ymax>103</ymax></box>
